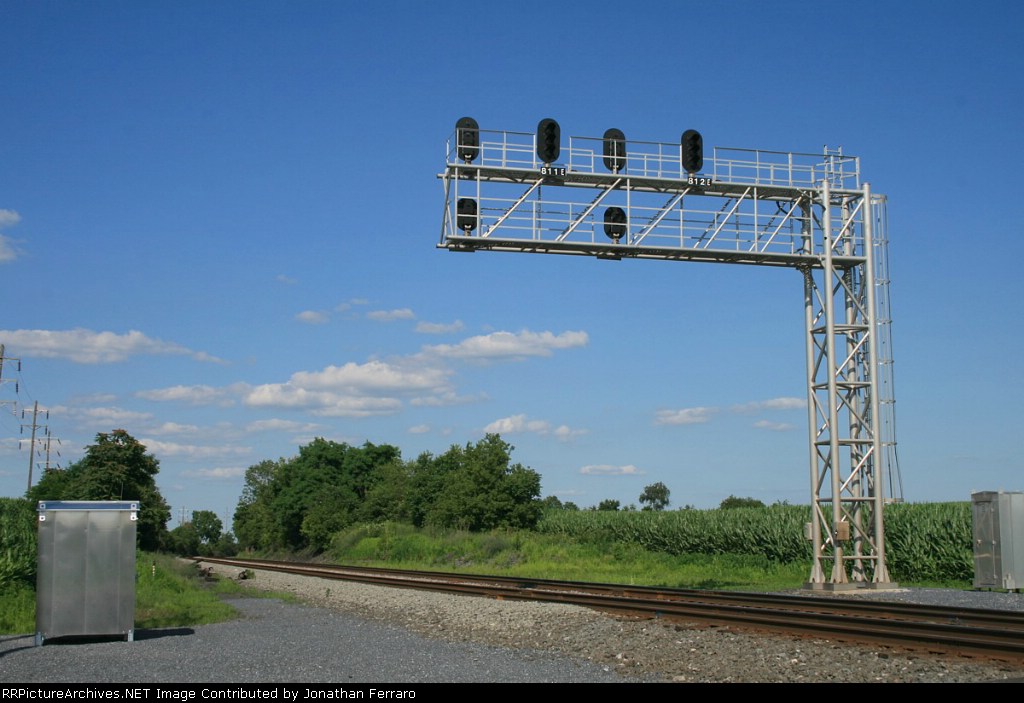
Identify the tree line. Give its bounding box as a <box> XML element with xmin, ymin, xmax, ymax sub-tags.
<box><xmin>233</xmin><ymin>433</ymin><xmax>543</xmax><ymax>553</ymax></box>
<box><xmin>22</xmin><ymin>428</ymin><xmax>767</xmax><ymax>558</ymax></box>
<box><xmin>23</xmin><ymin>429</ymin><xmax>543</xmax><ymax>555</ymax></box>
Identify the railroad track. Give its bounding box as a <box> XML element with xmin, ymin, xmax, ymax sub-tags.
<box><xmin>196</xmin><ymin>556</ymin><xmax>1024</xmax><ymax>664</ymax></box>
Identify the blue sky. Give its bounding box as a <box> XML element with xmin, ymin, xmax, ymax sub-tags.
<box><xmin>1</xmin><ymin>1</ymin><xmax>1021</xmax><ymax>526</ymax></box>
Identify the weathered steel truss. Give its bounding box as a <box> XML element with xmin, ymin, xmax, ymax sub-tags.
<box><xmin>438</xmin><ymin>127</ymin><xmax>899</xmax><ymax>588</ymax></box>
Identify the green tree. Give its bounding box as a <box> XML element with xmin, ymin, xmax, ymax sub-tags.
<box><xmin>719</xmin><ymin>495</ymin><xmax>766</xmax><ymax>510</ymax></box>
<box><xmin>273</xmin><ymin>439</ymin><xmax>355</xmax><ymax>548</ymax></box>
<box><xmin>639</xmin><ymin>481</ymin><xmax>671</xmax><ymax>511</ymax></box>
<box><xmin>212</xmin><ymin>531</ymin><xmax>239</xmax><ymax>557</ymax></box>
<box><xmin>414</xmin><ymin>435</ymin><xmax>542</xmax><ymax>531</ymax></box>
<box><xmin>597</xmin><ymin>499</ymin><xmax>620</xmax><ymax>511</ymax></box>
<box><xmin>231</xmin><ymin>440</ymin><xmax>403</xmax><ymax>552</ymax></box>
<box><xmin>166</xmin><ymin>522</ymin><xmax>201</xmax><ymax>556</ymax></box>
<box><xmin>359</xmin><ymin>458</ymin><xmax>413</xmax><ymax>523</ymax></box>
<box><xmin>233</xmin><ymin>458</ymin><xmax>287</xmax><ymax>551</ymax></box>
<box><xmin>541</xmin><ymin>495</ymin><xmax>564</xmax><ymax>510</ymax></box>
<box><xmin>210</xmin><ymin>532</ymin><xmax>238</xmax><ymax>560</ymax></box>
<box><xmin>290</xmin><ymin>440</ymin><xmax>401</xmax><ymax>551</ymax></box>
<box><xmin>191</xmin><ymin>510</ymin><xmax>223</xmax><ymax>545</ymax></box>
<box><xmin>27</xmin><ymin>468</ymin><xmax>74</xmax><ymax>504</ymax></box>
<box><xmin>28</xmin><ymin>429</ymin><xmax>170</xmax><ymax>550</ymax></box>
<box><xmin>407</xmin><ymin>449</ymin><xmax>460</xmax><ymax>528</ymax></box>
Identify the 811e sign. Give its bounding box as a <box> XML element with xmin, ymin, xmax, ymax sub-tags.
<box><xmin>540</xmin><ymin>166</ymin><xmax>566</xmax><ymax>177</ymax></box>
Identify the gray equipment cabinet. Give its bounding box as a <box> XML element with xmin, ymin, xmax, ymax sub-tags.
<box><xmin>36</xmin><ymin>500</ymin><xmax>139</xmax><ymax>645</ymax></box>
<box><xmin>971</xmin><ymin>491</ymin><xmax>1024</xmax><ymax>591</ymax></box>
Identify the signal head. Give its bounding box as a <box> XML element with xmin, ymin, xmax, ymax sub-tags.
<box><xmin>603</xmin><ymin>128</ymin><xmax>626</xmax><ymax>173</ymax></box>
<box><xmin>456</xmin><ymin>117</ymin><xmax>480</xmax><ymax>163</ymax></box>
<box><xmin>456</xmin><ymin>198</ymin><xmax>477</xmax><ymax>232</ymax></box>
<box><xmin>604</xmin><ymin>206</ymin><xmax>627</xmax><ymax>242</ymax></box>
<box><xmin>536</xmin><ymin>118</ymin><xmax>561</xmax><ymax>164</ymax></box>
<box><xmin>681</xmin><ymin>129</ymin><xmax>703</xmax><ymax>174</ymax></box>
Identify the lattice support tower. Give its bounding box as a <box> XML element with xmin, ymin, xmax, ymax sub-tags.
<box><xmin>437</xmin><ymin>125</ymin><xmax>900</xmax><ymax>588</ymax></box>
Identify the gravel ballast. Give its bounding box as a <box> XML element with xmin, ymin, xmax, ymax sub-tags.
<box><xmin>3</xmin><ymin>562</ymin><xmax>1023</xmax><ymax>684</ymax></box>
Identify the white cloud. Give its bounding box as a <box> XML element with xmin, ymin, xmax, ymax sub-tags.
<box><xmin>654</xmin><ymin>407</ymin><xmax>717</xmax><ymax>426</ymax></box>
<box><xmin>407</xmin><ymin>424</ymin><xmax>431</xmax><ymax>434</ymax></box>
<box><xmin>191</xmin><ymin>351</ymin><xmax>227</xmax><ymax>364</ymax></box>
<box><xmin>245</xmin><ymin>418</ymin><xmax>323</xmax><ymax>433</ymax></box>
<box><xmin>367</xmin><ymin>308</ymin><xmax>415</xmax><ymax>322</ymax></box>
<box><xmin>244</xmin><ymin>384</ymin><xmax>404</xmax><ymax>417</ymax></box>
<box><xmin>133</xmin><ymin>327</ymin><xmax>586</xmax><ymax>424</ymax></box>
<box><xmin>296</xmin><ymin>310</ymin><xmax>329</xmax><ymax>324</ymax></box>
<box><xmin>333</xmin><ymin>300</ymin><xmax>362</xmax><ymax>317</ymax></box>
<box><xmin>423</xmin><ymin>330</ymin><xmax>588</xmax><ymax>361</ymax></box>
<box><xmin>289</xmin><ymin>360</ymin><xmax>451</xmax><ymax>393</ymax></box>
<box><xmin>410</xmin><ymin>390</ymin><xmax>486</xmax><ymax>407</ymax></box>
<box><xmin>416</xmin><ymin>320</ymin><xmax>465</xmax><ymax>334</ymax></box>
<box><xmin>0</xmin><ymin>437</ymin><xmax>21</xmax><ymax>457</ymax></box>
<box><xmin>68</xmin><ymin>393</ymin><xmax>118</xmax><ymax>404</ymax></box>
<box><xmin>0</xmin><ymin>235</ymin><xmax>18</xmax><ymax>263</ymax></box>
<box><xmin>0</xmin><ymin>209</ymin><xmax>20</xmax><ymax>228</ymax></box>
<box><xmin>243</xmin><ymin>358</ymin><xmax>455</xmax><ymax>417</ymax></box>
<box><xmin>580</xmin><ymin>464</ymin><xmax>645</xmax><ymax>476</ymax></box>
<box><xmin>484</xmin><ymin>414</ymin><xmax>551</xmax><ymax>435</ymax></box>
<box><xmin>483</xmin><ymin>414</ymin><xmax>587</xmax><ymax>442</ymax></box>
<box><xmin>276</xmin><ymin>274</ymin><xmax>297</xmax><ymax>285</ymax></box>
<box><xmin>149</xmin><ymin>422</ymin><xmax>200</xmax><ymax>435</ymax></box>
<box><xmin>181</xmin><ymin>466</ymin><xmax>247</xmax><ymax>480</ymax></box>
<box><xmin>553</xmin><ymin>424</ymin><xmax>589</xmax><ymax>442</ymax></box>
<box><xmin>137</xmin><ymin>384</ymin><xmax>238</xmax><ymax>405</ymax></box>
<box><xmin>139</xmin><ymin>438</ymin><xmax>250</xmax><ymax>459</ymax></box>
<box><xmin>732</xmin><ymin>397</ymin><xmax>806</xmax><ymax>413</ymax></box>
<box><xmin>0</xmin><ymin>209</ymin><xmax>21</xmax><ymax>261</ymax></box>
<box><xmin>0</xmin><ymin>328</ymin><xmax>218</xmax><ymax>364</ymax></box>
<box><xmin>753</xmin><ymin>419</ymin><xmax>798</xmax><ymax>432</ymax></box>
<box><xmin>140</xmin><ymin>355</ymin><xmax>459</xmax><ymax>419</ymax></box>
<box><xmin>52</xmin><ymin>405</ymin><xmax>154</xmax><ymax>427</ymax></box>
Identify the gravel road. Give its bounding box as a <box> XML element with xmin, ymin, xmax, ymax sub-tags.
<box><xmin>3</xmin><ymin>562</ymin><xmax>1023</xmax><ymax>684</ymax></box>
<box><xmin>1</xmin><ymin>597</ymin><xmax>640</xmax><ymax>683</ymax></box>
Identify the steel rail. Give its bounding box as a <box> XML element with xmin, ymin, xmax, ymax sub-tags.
<box><xmin>196</xmin><ymin>557</ymin><xmax>1024</xmax><ymax>663</ymax></box>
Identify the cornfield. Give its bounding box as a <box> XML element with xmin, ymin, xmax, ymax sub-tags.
<box><xmin>884</xmin><ymin>502</ymin><xmax>973</xmax><ymax>582</ymax></box>
<box><xmin>0</xmin><ymin>498</ymin><xmax>37</xmax><ymax>588</ymax></box>
<box><xmin>538</xmin><ymin>502</ymin><xmax>975</xmax><ymax>583</ymax></box>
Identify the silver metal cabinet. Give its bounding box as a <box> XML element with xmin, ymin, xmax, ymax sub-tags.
<box><xmin>36</xmin><ymin>501</ymin><xmax>139</xmax><ymax>645</ymax></box>
<box><xmin>971</xmin><ymin>491</ymin><xmax>1024</xmax><ymax>591</ymax></box>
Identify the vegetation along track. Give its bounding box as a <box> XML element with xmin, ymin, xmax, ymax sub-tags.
<box><xmin>197</xmin><ymin>557</ymin><xmax>1024</xmax><ymax>664</ymax></box>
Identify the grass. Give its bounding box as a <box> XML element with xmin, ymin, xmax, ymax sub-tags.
<box><xmin>1</xmin><ymin>526</ymin><xmax>975</xmax><ymax>637</ymax></box>
<box><xmin>135</xmin><ymin>553</ymin><xmax>242</xmax><ymax>628</ymax></box>
<box><xmin>328</xmin><ymin>523</ymin><xmax>813</xmax><ymax>591</ymax></box>
<box><xmin>0</xmin><ymin>552</ymin><xmax>294</xmax><ymax>636</ymax></box>
<box><xmin>0</xmin><ymin>582</ymin><xmax>36</xmax><ymax>634</ymax></box>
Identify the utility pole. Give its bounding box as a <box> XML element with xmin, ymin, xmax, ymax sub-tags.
<box><xmin>43</xmin><ymin>429</ymin><xmax>61</xmax><ymax>471</ymax></box>
<box><xmin>21</xmin><ymin>400</ymin><xmax>48</xmax><ymax>492</ymax></box>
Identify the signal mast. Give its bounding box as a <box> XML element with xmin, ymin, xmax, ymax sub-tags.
<box><xmin>439</xmin><ymin>119</ymin><xmax>900</xmax><ymax>589</ymax></box>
